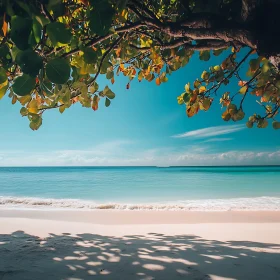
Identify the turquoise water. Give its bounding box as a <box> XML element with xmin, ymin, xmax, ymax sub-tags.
<box><xmin>0</xmin><ymin>166</ymin><xmax>280</xmax><ymax>210</ymax></box>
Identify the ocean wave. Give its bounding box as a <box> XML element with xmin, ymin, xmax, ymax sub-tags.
<box><xmin>1</xmin><ymin>196</ymin><xmax>280</xmax><ymax>211</ymax></box>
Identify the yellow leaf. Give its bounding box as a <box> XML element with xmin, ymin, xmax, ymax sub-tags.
<box><xmin>194</xmin><ymin>80</ymin><xmax>200</xmax><ymax>88</ymax></box>
<box><xmin>28</xmin><ymin>99</ymin><xmax>38</xmax><ymax>114</ymax></box>
<box><xmin>185</xmin><ymin>83</ymin><xmax>190</xmax><ymax>93</ymax></box>
<box><xmin>177</xmin><ymin>95</ymin><xmax>184</xmax><ymax>105</ymax></box>
<box><xmin>59</xmin><ymin>105</ymin><xmax>66</xmax><ymax>114</ymax></box>
<box><xmin>239</xmin><ymin>86</ymin><xmax>248</xmax><ymax>95</ymax></box>
<box><xmin>0</xmin><ymin>80</ymin><xmax>8</xmax><ymax>100</ymax></box>
<box><xmin>199</xmin><ymin>86</ymin><xmax>206</xmax><ymax>94</ymax></box>
<box><xmin>18</xmin><ymin>95</ymin><xmax>32</xmax><ymax>105</ymax></box>
<box><xmin>201</xmin><ymin>71</ymin><xmax>209</xmax><ymax>80</ymax></box>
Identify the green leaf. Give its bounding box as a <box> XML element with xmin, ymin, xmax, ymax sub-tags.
<box><xmin>183</xmin><ymin>93</ymin><xmax>190</xmax><ymax>103</ymax></box>
<box><xmin>12</xmin><ymin>74</ymin><xmax>36</xmax><ymax>96</ymax></box>
<box><xmin>0</xmin><ymin>67</ymin><xmax>7</xmax><ymax>84</ymax></box>
<box><xmin>47</xmin><ymin>0</ymin><xmax>65</xmax><ymax>18</ymax></box>
<box><xmin>199</xmin><ymin>50</ymin><xmax>210</xmax><ymax>61</ymax></box>
<box><xmin>249</xmin><ymin>59</ymin><xmax>259</xmax><ymax>72</ymax></box>
<box><xmin>72</xmin><ymin>81</ymin><xmax>88</xmax><ymax>95</ymax></box>
<box><xmin>34</xmin><ymin>15</ymin><xmax>50</xmax><ymax>27</ymax></box>
<box><xmin>213</xmin><ymin>48</ymin><xmax>225</xmax><ymax>56</ymax></box>
<box><xmin>89</xmin><ymin>81</ymin><xmax>99</xmax><ymax>93</ymax></box>
<box><xmin>0</xmin><ymin>45</ymin><xmax>12</xmax><ymax>67</ymax></box>
<box><xmin>11</xmin><ymin>16</ymin><xmax>32</xmax><ymax>50</ymax></box>
<box><xmin>115</xmin><ymin>0</ymin><xmax>128</xmax><ymax>10</ymax></box>
<box><xmin>106</xmin><ymin>70</ymin><xmax>114</xmax><ymax>79</ymax></box>
<box><xmin>202</xmin><ymin>98</ymin><xmax>211</xmax><ymax>111</ymax></box>
<box><xmin>103</xmin><ymin>86</ymin><xmax>115</xmax><ymax>99</ymax></box>
<box><xmin>29</xmin><ymin>115</ymin><xmax>42</xmax><ymax>131</ymax></box>
<box><xmin>16</xmin><ymin>49</ymin><xmax>43</xmax><ymax>77</ymax></box>
<box><xmin>105</xmin><ymin>97</ymin><xmax>111</xmax><ymax>107</ymax></box>
<box><xmin>46</xmin><ymin>22</ymin><xmax>72</xmax><ymax>46</ymax></box>
<box><xmin>272</xmin><ymin>121</ymin><xmax>280</xmax><ymax>129</ymax></box>
<box><xmin>89</xmin><ymin>1</ymin><xmax>115</xmax><ymax>36</ymax></box>
<box><xmin>32</xmin><ymin>18</ymin><xmax>42</xmax><ymax>44</ymax></box>
<box><xmin>20</xmin><ymin>107</ymin><xmax>29</xmax><ymax>116</ymax></box>
<box><xmin>83</xmin><ymin>47</ymin><xmax>98</xmax><ymax>64</ymax></box>
<box><xmin>100</xmin><ymin>61</ymin><xmax>112</xmax><ymax>74</ymax></box>
<box><xmin>46</xmin><ymin>58</ymin><xmax>71</xmax><ymax>84</ymax></box>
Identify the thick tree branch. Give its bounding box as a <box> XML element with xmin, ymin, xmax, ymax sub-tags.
<box><xmin>130</xmin><ymin>39</ymin><xmax>234</xmax><ymax>51</ymax></box>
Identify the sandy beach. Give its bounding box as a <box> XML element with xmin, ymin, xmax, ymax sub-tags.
<box><xmin>0</xmin><ymin>210</ymin><xmax>280</xmax><ymax>280</ymax></box>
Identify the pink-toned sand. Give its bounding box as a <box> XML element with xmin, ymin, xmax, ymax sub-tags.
<box><xmin>1</xmin><ymin>209</ymin><xmax>280</xmax><ymax>280</ymax></box>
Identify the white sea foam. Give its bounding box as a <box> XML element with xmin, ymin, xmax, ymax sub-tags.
<box><xmin>1</xmin><ymin>196</ymin><xmax>280</xmax><ymax>211</ymax></box>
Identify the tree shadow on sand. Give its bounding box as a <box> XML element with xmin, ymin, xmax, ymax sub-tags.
<box><xmin>0</xmin><ymin>231</ymin><xmax>280</xmax><ymax>280</ymax></box>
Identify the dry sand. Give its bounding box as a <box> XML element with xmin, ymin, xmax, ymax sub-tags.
<box><xmin>0</xmin><ymin>209</ymin><xmax>280</xmax><ymax>280</ymax></box>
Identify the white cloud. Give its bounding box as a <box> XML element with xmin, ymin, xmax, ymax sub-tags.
<box><xmin>172</xmin><ymin>124</ymin><xmax>245</xmax><ymax>139</ymax></box>
<box><xmin>203</xmin><ymin>138</ymin><xmax>233</xmax><ymax>143</ymax></box>
<box><xmin>0</xmin><ymin>141</ymin><xmax>280</xmax><ymax>166</ymax></box>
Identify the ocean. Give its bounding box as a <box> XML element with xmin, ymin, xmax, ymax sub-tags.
<box><xmin>0</xmin><ymin>166</ymin><xmax>280</xmax><ymax>211</ymax></box>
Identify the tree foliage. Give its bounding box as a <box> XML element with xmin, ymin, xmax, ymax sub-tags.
<box><xmin>0</xmin><ymin>0</ymin><xmax>280</xmax><ymax>130</ymax></box>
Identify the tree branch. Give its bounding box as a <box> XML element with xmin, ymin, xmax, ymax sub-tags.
<box><xmin>60</xmin><ymin>22</ymin><xmax>143</xmax><ymax>58</ymax></box>
<box><xmin>130</xmin><ymin>39</ymin><xmax>232</xmax><ymax>51</ymax></box>
<box><xmin>88</xmin><ymin>34</ymin><xmax>125</xmax><ymax>86</ymax></box>
<box><xmin>41</xmin><ymin>4</ymin><xmax>54</xmax><ymax>22</ymax></box>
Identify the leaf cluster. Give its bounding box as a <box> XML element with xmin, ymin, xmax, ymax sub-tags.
<box><xmin>0</xmin><ymin>0</ymin><xmax>279</xmax><ymax>130</ymax></box>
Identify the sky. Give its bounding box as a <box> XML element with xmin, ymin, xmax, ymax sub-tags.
<box><xmin>0</xmin><ymin>49</ymin><xmax>279</xmax><ymax>166</ymax></box>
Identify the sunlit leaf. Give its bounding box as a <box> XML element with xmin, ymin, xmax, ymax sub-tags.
<box><xmin>239</xmin><ymin>86</ymin><xmax>248</xmax><ymax>95</ymax></box>
<box><xmin>0</xmin><ymin>80</ymin><xmax>9</xmax><ymax>100</ymax></box>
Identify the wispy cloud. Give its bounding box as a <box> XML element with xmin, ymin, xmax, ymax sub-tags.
<box><xmin>203</xmin><ymin>138</ymin><xmax>233</xmax><ymax>143</ymax></box>
<box><xmin>1</xmin><ymin>143</ymin><xmax>280</xmax><ymax>166</ymax></box>
<box><xmin>172</xmin><ymin>124</ymin><xmax>245</xmax><ymax>139</ymax></box>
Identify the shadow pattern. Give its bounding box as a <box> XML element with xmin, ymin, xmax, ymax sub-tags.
<box><xmin>0</xmin><ymin>231</ymin><xmax>280</xmax><ymax>280</ymax></box>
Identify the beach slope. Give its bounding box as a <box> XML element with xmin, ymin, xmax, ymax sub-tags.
<box><xmin>1</xmin><ymin>210</ymin><xmax>280</xmax><ymax>280</ymax></box>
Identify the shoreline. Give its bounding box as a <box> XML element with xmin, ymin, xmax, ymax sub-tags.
<box><xmin>1</xmin><ymin>195</ymin><xmax>280</xmax><ymax>211</ymax></box>
<box><xmin>1</xmin><ymin>209</ymin><xmax>280</xmax><ymax>224</ymax></box>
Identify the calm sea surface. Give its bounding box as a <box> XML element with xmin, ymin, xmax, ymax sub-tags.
<box><xmin>0</xmin><ymin>166</ymin><xmax>280</xmax><ymax>210</ymax></box>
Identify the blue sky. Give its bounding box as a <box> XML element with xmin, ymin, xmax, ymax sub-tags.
<box><xmin>0</xmin><ymin>49</ymin><xmax>279</xmax><ymax>166</ymax></box>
